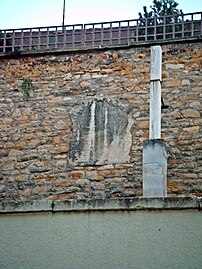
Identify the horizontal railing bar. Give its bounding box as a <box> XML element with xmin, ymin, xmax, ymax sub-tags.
<box><xmin>1</xmin><ymin>24</ymin><xmax>84</xmax><ymax>32</ymax></box>
<box><xmin>83</xmin><ymin>11</ymin><xmax>202</xmax><ymax>26</ymax></box>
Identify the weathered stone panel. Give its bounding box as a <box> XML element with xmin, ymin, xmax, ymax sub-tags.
<box><xmin>69</xmin><ymin>95</ymin><xmax>133</xmax><ymax>165</ymax></box>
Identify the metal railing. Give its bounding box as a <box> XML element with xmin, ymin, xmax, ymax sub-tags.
<box><xmin>0</xmin><ymin>12</ymin><xmax>201</xmax><ymax>53</ymax></box>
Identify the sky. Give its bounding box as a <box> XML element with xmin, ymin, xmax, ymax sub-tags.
<box><xmin>1</xmin><ymin>0</ymin><xmax>202</xmax><ymax>29</ymax></box>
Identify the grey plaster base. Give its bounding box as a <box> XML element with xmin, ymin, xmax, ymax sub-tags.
<box><xmin>143</xmin><ymin>139</ymin><xmax>167</xmax><ymax>198</ymax></box>
<box><xmin>0</xmin><ymin>206</ymin><xmax>202</xmax><ymax>269</ymax></box>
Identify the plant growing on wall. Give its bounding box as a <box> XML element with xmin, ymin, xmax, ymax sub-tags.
<box><xmin>21</xmin><ymin>78</ymin><xmax>33</xmax><ymax>99</ymax></box>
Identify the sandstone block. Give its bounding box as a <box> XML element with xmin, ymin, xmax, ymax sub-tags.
<box><xmin>189</xmin><ymin>101</ymin><xmax>201</xmax><ymax>108</ymax></box>
<box><xmin>86</xmin><ymin>170</ymin><xmax>98</xmax><ymax>179</ymax></box>
<box><xmin>181</xmin><ymin>173</ymin><xmax>198</xmax><ymax>179</ymax></box>
<box><xmin>183</xmin><ymin>126</ymin><xmax>199</xmax><ymax>133</ymax></box>
<box><xmin>49</xmin><ymin>97</ymin><xmax>63</xmax><ymax>103</ymax></box>
<box><xmin>82</xmin><ymin>73</ymin><xmax>91</xmax><ymax>80</ymax></box>
<box><xmin>52</xmin><ymin>146</ymin><xmax>68</xmax><ymax>154</ymax></box>
<box><xmin>179</xmin><ymin>93</ymin><xmax>198</xmax><ymax>101</ymax></box>
<box><xmin>111</xmin><ymin>169</ymin><xmax>128</xmax><ymax>176</ymax></box>
<box><xmin>75</xmin><ymin>179</ymin><xmax>89</xmax><ymax>187</ymax></box>
<box><xmin>98</xmin><ymin>170</ymin><xmax>112</xmax><ymax>177</ymax></box>
<box><xmin>53</xmin><ymin>137</ymin><xmax>61</xmax><ymax>144</ymax></box>
<box><xmin>166</xmin><ymin>64</ymin><xmax>184</xmax><ymax>69</ymax></box>
<box><xmin>100</xmin><ymin>69</ymin><xmax>113</xmax><ymax>74</ymax></box>
<box><xmin>182</xmin><ymin>109</ymin><xmax>200</xmax><ymax>118</ymax></box>
<box><xmin>71</xmin><ymin>171</ymin><xmax>85</xmax><ymax>179</ymax></box>
<box><xmin>4</xmin><ymin>142</ymin><xmax>15</xmax><ymax>149</ymax></box>
<box><xmin>181</xmin><ymin>79</ymin><xmax>190</xmax><ymax>86</ymax></box>
<box><xmin>162</xmin><ymin>71</ymin><xmax>169</xmax><ymax>78</ymax></box>
<box><xmin>55</xmin><ymin>160</ymin><xmax>67</xmax><ymax>168</ymax></box>
<box><xmin>28</xmin><ymin>161</ymin><xmax>52</xmax><ymax>173</ymax></box>
<box><xmin>114</xmin><ymin>163</ymin><xmax>133</xmax><ymax>169</ymax></box>
<box><xmin>9</xmin><ymin>149</ymin><xmax>23</xmax><ymax>157</ymax></box>
<box><xmin>90</xmin><ymin>182</ymin><xmax>105</xmax><ymax>190</ymax></box>
<box><xmin>123</xmin><ymin>189</ymin><xmax>135</xmax><ymax>197</ymax></box>
<box><xmin>54</xmin><ymin>120</ymin><xmax>68</xmax><ymax>130</ymax></box>
<box><xmin>105</xmin><ymin>177</ymin><xmax>124</xmax><ymax>184</ymax></box>
<box><xmin>3</xmin><ymin>118</ymin><xmax>13</xmax><ymax>125</ymax></box>
<box><xmin>53</xmin><ymin>154</ymin><xmax>67</xmax><ymax>159</ymax></box>
<box><xmin>163</xmin><ymin>80</ymin><xmax>180</xmax><ymax>87</ymax></box>
<box><xmin>0</xmin><ymin>185</ymin><xmax>6</xmax><ymax>193</ymax></box>
<box><xmin>15</xmin><ymin>174</ymin><xmax>30</xmax><ymax>182</ymax></box>
<box><xmin>191</xmin><ymin>119</ymin><xmax>202</xmax><ymax>125</ymax></box>
<box><xmin>138</xmin><ymin>121</ymin><xmax>149</xmax><ymax>129</ymax></box>
<box><xmin>91</xmin><ymin>176</ymin><xmax>104</xmax><ymax>181</ymax></box>
<box><xmin>80</xmin><ymin>81</ymin><xmax>91</xmax><ymax>88</ymax></box>
<box><xmin>97</xmin><ymin>164</ymin><xmax>114</xmax><ymax>170</ymax></box>
<box><xmin>63</xmin><ymin>97</ymin><xmax>72</xmax><ymax>101</ymax></box>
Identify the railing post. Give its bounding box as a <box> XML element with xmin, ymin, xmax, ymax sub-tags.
<box><xmin>46</xmin><ymin>27</ymin><xmax>49</xmax><ymax>50</ymax></box>
<box><xmin>83</xmin><ymin>24</ymin><xmax>86</xmax><ymax>47</ymax></box>
<box><xmin>136</xmin><ymin>20</ymin><xmax>139</xmax><ymax>42</ymax></box>
<box><xmin>20</xmin><ymin>30</ymin><xmax>23</xmax><ymax>51</ymax></box>
<box><xmin>63</xmin><ymin>26</ymin><xmax>66</xmax><ymax>48</ymax></box>
<box><xmin>172</xmin><ymin>15</ymin><xmax>175</xmax><ymax>39</ymax></box>
<box><xmin>29</xmin><ymin>29</ymin><xmax>32</xmax><ymax>51</ymax></box>
<box><xmin>101</xmin><ymin>23</ymin><xmax>104</xmax><ymax>47</ymax></box>
<box><xmin>127</xmin><ymin>21</ymin><xmax>130</xmax><ymax>45</ymax></box>
<box><xmin>181</xmin><ymin>14</ymin><xmax>184</xmax><ymax>38</ymax></box>
<box><xmin>191</xmin><ymin>14</ymin><xmax>194</xmax><ymax>37</ymax></box>
<box><xmin>154</xmin><ymin>17</ymin><xmax>157</xmax><ymax>40</ymax></box>
<box><xmin>145</xmin><ymin>18</ymin><xmax>147</xmax><ymax>41</ymax></box>
<box><xmin>3</xmin><ymin>31</ymin><xmax>6</xmax><ymax>53</ymax></box>
<box><xmin>72</xmin><ymin>26</ymin><xmax>75</xmax><ymax>48</ymax></box>
<box><xmin>92</xmin><ymin>24</ymin><xmax>95</xmax><ymax>47</ymax></box>
<box><xmin>37</xmin><ymin>29</ymin><xmax>40</xmax><ymax>50</ymax></box>
<box><xmin>12</xmin><ymin>30</ymin><xmax>15</xmax><ymax>52</ymax></box>
<box><xmin>163</xmin><ymin>16</ymin><xmax>166</xmax><ymax>40</ymax></box>
<box><xmin>118</xmin><ymin>22</ymin><xmax>121</xmax><ymax>45</ymax></box>
<box><xmin>110</xmin><ymin>22</ymin><xmax>113</xmax><ymax>45</ymax></box>
<box><xmin>55</xmin><ymin>27</ymin><xmax>58</xmax><ymax>49</ymax></box>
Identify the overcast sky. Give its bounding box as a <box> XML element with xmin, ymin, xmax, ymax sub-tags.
<box><xmin>1</xmin><ymin>0</ymin><xmax>202</xmax><ymax>29</ymax></box>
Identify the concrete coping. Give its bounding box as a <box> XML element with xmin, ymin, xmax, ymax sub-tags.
<box><xmin>0</xmin><ymin>37</ymin><xmax>201</xmax><ymax>59</ymax></box>
<box><xmin>0</xmin><ymin>197</ymin><xmax>201</xmax><ymax>214</ymax></box>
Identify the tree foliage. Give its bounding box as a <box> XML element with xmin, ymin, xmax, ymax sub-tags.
<box><xmin>139</xmin><ymin>0</ymin><xmax>183</xmax><ymax>20</ymax></box>
<box><xmin>137</xmin><ymin>0</ymin><xmax>184</xmax><ymax>40</ymax></box>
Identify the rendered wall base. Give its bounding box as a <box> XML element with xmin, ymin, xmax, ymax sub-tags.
<box><xmin>0</xmin><ymin>209</ymin><xmax>201</xmax><ymax>269</ymax></box>
<box><xmin>143</xmin><ymin>139</ymin><xmax>167</xmax><ymax>198</ymax></box>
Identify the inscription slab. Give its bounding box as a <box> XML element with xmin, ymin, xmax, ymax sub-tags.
<box><xmin>69</xmin><ymin>96</ymin><xmax>133</xmax><ymax>165</ymax></box>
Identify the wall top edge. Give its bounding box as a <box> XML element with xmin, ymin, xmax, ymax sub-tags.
<box><xmin>0</xmin><ymin>197</ymin><xmax>201</xmax><ymax>214</ymax></box>
<box><xmin>0</xmin><ymin>37</ymin><xmax>201</xmax><ymax>59</ymax></box>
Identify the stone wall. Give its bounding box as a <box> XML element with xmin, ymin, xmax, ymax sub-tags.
<box><xmin>0</xmin><ymin>41</ymin><xmax>201</xmax><ymax>203</ymax></box>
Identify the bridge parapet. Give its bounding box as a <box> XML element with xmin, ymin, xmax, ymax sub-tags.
<box><xmin>0</xmin><ymin>12</ymin><xmax>201</xmax><ymax>54</ymax></box>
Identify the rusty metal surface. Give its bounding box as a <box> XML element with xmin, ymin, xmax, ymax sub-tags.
<box><xmin>0</xmin><ymin>12</ymin><xmax>201</xmax><ymax>53</ymax></box>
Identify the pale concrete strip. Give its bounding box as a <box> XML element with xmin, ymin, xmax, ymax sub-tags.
<box><xmin>0</xmin><ymin>197</ymin><xmax>201</xmax><ymax>214</ymax></box>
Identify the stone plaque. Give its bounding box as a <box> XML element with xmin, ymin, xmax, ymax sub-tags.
<box><xmin>69</xmin><ymin>96</ymin><xmax>133</xmax><ymax>165</ymax></box>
